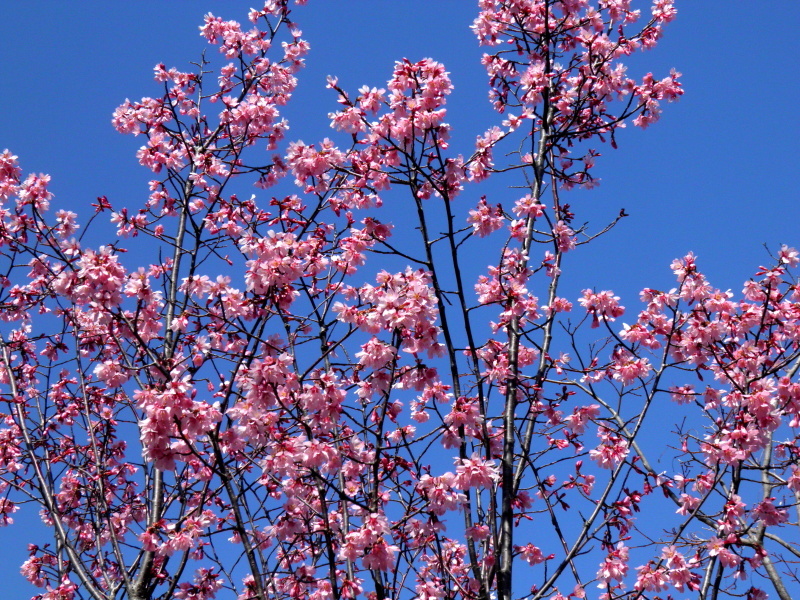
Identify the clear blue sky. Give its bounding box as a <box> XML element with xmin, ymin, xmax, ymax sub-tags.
<box><xmin>1</xmin><ymin>1</ymin><xmax>799</xmax><ymax>596</ymax></box>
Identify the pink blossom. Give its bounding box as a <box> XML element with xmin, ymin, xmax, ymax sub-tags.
<box><xmin>634</xmin><ymin>563</ymin><xmax>669</xmax><ymax>591</ymax></box>
<box><xmin>93</xmin><ymin>360</ymin><xmax>130</xmax><ymax>388</ymax></box>
<box><xmin>707</xmin><ymin>537</ymin><xmax>741</xmax><ymax>568</ymax></box>
<box><xmin>675</xmin><ymin>493</ymin><xmax>701</xmax><ymax>515</ymax></box>
<box><xmin>0</xmin><ymin>149</ymin><xmax>21</xmax><ymax>199</ymax></box>
<box><xmin>417</xmin><ymin>472</ymin><xmax>466</xmax><ymax>515</ymax></box>
<box><xmin>18</xmin><ymin>173</ymin><xmax>53</xmax><ymax>211</ymax></box>
<box><xmin>174</xmin><ymin>569</ymin><xmax>223</xmax><ymax>600</ymax></box>
<box><xmin>453</xmin><ymin>453</ymin><xmax>499</xmax><ymax>490</ymax></box>
<box><xmin>329</xmin><ymin>105</ymin><xmax>366</xmax><ymax>134</ymax></box>
<box><xmin>752</xmin><ymin>498</ymin><xmax>788</xmax><ymax>526</ymax></box>
<box><xmin>518</xmin><ymin>543</ymin><xmax>548</xmax><ymax>565</ymax></box>
<box><xmin>609</xmin><ymin>347</ymin><xmax>651</xmax><ymax>385</ymax></box>
<box><xmin>357</xmin><ymin>85</ymin><xmax>385</xmax><ymax>112</ymax></box>
<box><xmin>553</xmin><ymin>220</ymin><xmax>577</xmax><ymax>252</ymax></box>
<box><xmin>589</xmin><ymin>427</ymin><xmax>629</xmax><ymax>469</ymax></box>
<box><xmin>511</xmin><ymin>194</ymin><xmax>545</xmax><ymax>219</ymax></box>
<box><xmin>467</xmin><ymin>197</ymin><xmax>504</xmax><ymax>237</ymax></box>
<box><xmin>564</xmin><ymin>404</ymin><xmax>600</xmax><ymax>435</ymax></box>
<box><xmin>468</xmin><ymin>126</ymin><xmax>503</xmax><ymax>181</ymax></box>
<box><xmin>596</xmin><ymin>542</ymin><xmax>629</xmax><ymax>584</ymax></box>
<box><xmin>787</xmin><ymin>465</ymin><xmax>800</xmax><ymax>492</ymax></box>
<box><xmin>669</xmin><ymin>385</ymin><xmax>695</xmax><ymax>405</ymax></box>
<box><xmin>579</xmin><ymin>289</ymin><xmax>625</xmax><ymax>327</ymax></box>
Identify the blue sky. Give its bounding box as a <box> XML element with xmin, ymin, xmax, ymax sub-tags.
<box><xmin>2</xmin><ymin>2</ymin><xmax>798</xmax><ymax>299</ymax></box>
<box><xmin>1</xmin><ymin>1</ymin><xmax>799</xmax><ymax>596</ymax></box>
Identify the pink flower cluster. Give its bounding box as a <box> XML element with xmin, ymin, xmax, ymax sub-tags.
<box><xmin>473</xmin><ymin>0</ymin><xmax>682</xmax><ymax>186</ymax></box>
<box><xmin>335</xmin><ymin>268</ymin><xmax>444</xmax><ymax>357</ymax></box>
<box><xmin>338</xmin><ymin>513</ymin><xmax>399</xmax><ymax>572</ymax></box>
<box><xmin>136</xmin><ymin>379</ymin><xmax>222</xmax><ymax>471</ymax></box>
<box><xmin>578</xmin><ymin>289</ymin><xmax>625</xmax><ymax>328</ymax></box>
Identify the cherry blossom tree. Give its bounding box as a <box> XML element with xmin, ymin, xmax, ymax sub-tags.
<box><xmin>1</xmin><ymin>2</ymin><xmax>799</xmax><ymax>600</ymax></box>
